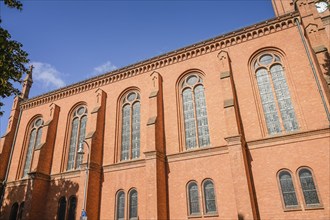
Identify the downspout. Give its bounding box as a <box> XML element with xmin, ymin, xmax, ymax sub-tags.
<box><xmin>295</xmin><ymin>18</ymin><xmax>330</xmax><ymax>123</ymax></box>
<box><xmin>0</xmin><ymin>104</ymin><xmax>23</xmax><ymax>208</ymax></box>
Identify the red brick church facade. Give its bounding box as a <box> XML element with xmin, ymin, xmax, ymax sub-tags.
<box><xmin>1</xmin><ymin>0</ymin><xmax>329</xmax><ymax>219</ymax></box>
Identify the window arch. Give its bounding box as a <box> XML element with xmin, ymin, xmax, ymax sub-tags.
<box><xmin>9</xmin><ymin>202</ymin><xmax>19</xmax><ymax>220</ymax></box>
<box><xmin>298</xmin><ymin>168</ymin><xmax>320</xmax><ymax>207</ymax></box>
<box><xmin>180</xmin><ymin>73</ymin><xmax>210</xmax><ymax>150</ymax></box>
<box><xmin>253</xmin><ymin>52</ymin><xmax>298</xmax><ymax>135</ymax></box>
<box><xmin>187</xmin><ymin>181</ymin><xmax>200</xmax><ymax>215</ymax></box>
<box><xmin>67</xmin><ymin>105</ymin><xmax>88</xmax><ymax>170</ymax></box>
<box><xmin>57</xmin><ymin>197</ymin><xmax>67</xmax><ymax>220</ymax></box>
<box><xmin>120</xmin><ymin>91</ymin><xmax>140</xmax><ymax>161</ymax></box>
<box><xmin>22</xmin><ymin>117</ymin><xmax>44</xmax><ymax>177</ymax></box>
<box><xmin>278</xmin><ymin>170</ymin><xmax>299</xmax><ymax>208</ymax></box>
<box><xmin>116</xmin><ymin>191</ymin><xmax>125</xmax><ymax>220</ymax></box>
<box><xmin>129</xmin><ymin>189</ymin><xmax>138</xmax><ymax>220</ymax></box>
<box><xmin>68</xmin><ymin>196</ymin><xmax>77</xmax><ymax>220</ymax></box>
<box><xmin>202</xmin><ymin>179</ymin><xmax>217</xmax><ymax>214</ymax></box>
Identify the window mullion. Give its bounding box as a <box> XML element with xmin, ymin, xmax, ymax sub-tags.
<box><xmin>74</xmin><ymin>117</ymin><xmax>81</xmax><ymax>169</ymax></box>
<box><xmin>267</xmin><ymin>68</ymin><xmax>285</xmax><ymax>132</ymax></box>
<box><xmin>192</xmin><ymin>86</ymin><xmax>200</xmax><ymax>148</ymax></box>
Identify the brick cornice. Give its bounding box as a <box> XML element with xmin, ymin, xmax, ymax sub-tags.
<box><xmin>20</xmin><ymin>12</ymin><xmax>299</xmax><ymax>111</ymax></box>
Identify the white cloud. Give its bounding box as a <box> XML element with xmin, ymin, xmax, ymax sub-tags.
<box><xmin>30</xmin><ymin>62</ymin><xmax>66</xmax><ymax>89</ymax></box>
<box><xmin>93</xmin><ymin>61</ymin><xmax>117</xmax><ymax>76</ymax></box>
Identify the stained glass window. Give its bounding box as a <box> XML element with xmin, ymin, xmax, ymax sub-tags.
<box><xmin>181</xmin><ymin>74</ymin><xmax>210</xmax><ymax>150</ymax></box>
<box><xmin>188</xmin><ymin>182</ymin><xmax>200</xmax><ymax>215</ymax></box>
<box><xmin>254</xmin><ymin>53</ymin><xmax>298</xmax><ymax>135</ymax></box>
<box><xmin>117</xmin><ymin>191</ymin><xmax>125</xmax><ymax>220</ymax></box>
<box><xmin>279</xmin><ymin>171</ymin><xmax>298</xmax><ymax>208</ymax></box>
<box><xmin>120</xmin><ymin>92</ymin><xmax>140</xmax><ymax>161</ymax></box>
<box><xmin>129</xmin><ymin>190</ymin><xmax>138</xmax><ymax>219</ymax></box>
<box><xmin>68</xmin><ymin>196</ymin><xmax>77</xmax><ymax>220</ymax></box>
<box><xmin>22</xmin><ymin>118</ymin><xmax>44</xmax><ymax>177</ymax></box>
<box><xmin>67</xmin><ymin>106</ymin><xmax>88</xmax><ymax>170</ymax></box>
<box><xmin>57</xmin><ymin>197</ymin><xmax>66</xmax><ymax>220</ymax></box>
<box><xmin>203</xmin><ymin>180</ymin><xmax>217</xmax><ymax>213</ymax></box>
<box><xmin>299</xmin><ymin>169</ymin><xmax>320</xmax><ymax>206</ymax></box>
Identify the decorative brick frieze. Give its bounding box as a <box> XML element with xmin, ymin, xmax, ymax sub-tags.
<box><xmin>19</xmin><ymin>13</ymin><xmax>299</xmax><ymax>111</ymax></box>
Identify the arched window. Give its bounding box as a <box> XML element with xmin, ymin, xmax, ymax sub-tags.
<box><xmin>67</xmin><ymin>105</ymin><xmax>87</xmax><ymax>170</ymax></box>
<box><xmin>120</xmin><ymin>91</ymin><xmax>140</xmax><ymax>161</ymax></box>
<box><xmin>203</xmin><ymin>180</ymin><xmax>217</xmax><ymax>214</ymax></box>
<box><xmin>57</xmin><ymin>197</ymin><xmax>67</xmax><ymax>220</ymax></box>
<box><xmin>129</xmin><ymin>189</ymin><xmax>138</xmax><ymax>220</ymax></box>
<box><xmin>9</xmin><ymin>202</ymin><xmax>19</xmax><ymax>220</ymax></box>
<box><xmin>253</xmin><ymin>53</ymin><xmax>298</xmax><ymax>135</ymax></box>
<box><xmin>278</xmin><ymin>170</ymin><xmax>298</xmax><ymax>208</ymax></box>
<box><xmin>68</xmin><ymin>196</ymin><xmax>77</xmax><ymax>220</ymax></box>
<box><xmin>187</xmin><ymin>181</ymin><xmax>200</xmax><ymax>215</ymax></box>
<box><xmin>17</xmin><ymin>202</ymin><xmax>25</xmax><ymax>220</ymax></box>
<box><xmin>298</xmin><ymin>168</ymin><xmax>320</xmax><ymax>206</ymax></box>
<box><xmin>180</xmin><ymin>74</ymin><xmax>210</xmax><ymax>150</ymax></box>
<box><xmin>116</xmin><ymin>191</ymin><xmax>125</xmax><ymax>220</ymax></box>
<box><xmin>22</xmin><ymin>117</ymin><xmax>43</xmax><ymax>177</ymax></box>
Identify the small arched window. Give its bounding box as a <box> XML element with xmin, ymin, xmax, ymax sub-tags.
<box><xmin>203</xmin><ymin>180</ymin><xmax>217</xmax><ymax>214</ymax></box>
<box><xmin>278</xmin><ymin>170</ymin><xmax>298</xmax><ymax>208</ymax></box>
<box><xmin>68</xmin><ymin>196</ymin><xmax>77</xmax><ymax>220</ymax></box>
<box><xmin>180</xmin><ymin>74</ymin><xmax>210</xmax><ymax>149</ymax></box>
<box><xmin>22</xmin><ymin>117</ymin><xmax>43</xmax><ymax>177</ymax></box>
<box><xmin>129</xmin><ymin>189</ymin><xmax>138</xmax><ymax>220</ymax></box>
<box><xmin>67</xmin><ymin>105</ymin><xmax>88</xmax><ymax>170</ymax></box>
<box><xmin>116</xmin><ymin>191</ymin><xmax>125</xmax><ymax>220</ymax></box>
<box><xmin>120</xmin><ymin>91</ymin><xmax>140</xmax><ymax>161</ymax></box>
<box><xmin>57</xmin><ymin>197</ymin><xmax>67</xmax><ymax>220</ymax></box>
<box><xmin>9</xmin><ymin>202</ymin><xmax>19</xmax><ymax>220</ymax></box>
<box><xmin>298</xmin><ymin>168</ymin><xmax>320</xmax><ymax>206</ymax></box>
<box><xmin>187</xmin><ymin>181</ymin><xmax>200</xmax><ymax>215</ymax></box>
<box><xmin>253</xmin><ymin>53</ymin><xmax>298</xmax><ymax>135</ymax></box>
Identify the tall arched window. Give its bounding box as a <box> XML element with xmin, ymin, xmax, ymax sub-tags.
<box><xmin>253</xmin><ymin>53</ymin><xmax>298</xmax><ymax>135</ymax></box>
<box><xmin>187</xmin><ymin>181</ymin><xmax>200</xmax><ymax>215</ymax></box>
<box><xmin>57</xmin><ymin>197</ymin><xmax>66</xmax><ymax>220</ymax></box>
<box><xmin>22</xmin><ymin>117</ymin><xmax>43</xmax><ymax>177</ymax></box>
<box><xmin>129</xmin><ymin>189</ymin><xmax>138</xmax><ymax>220</ymax></box>
<box><xmin>180</xmin><ymin>74</ymin><xmax>210</xmax><ymax>150</ymax></box>
<box><xmin>278</xmin><ymin>170</ymin><xmax>298</xmax><ymax>208</ymax></box>
<box><xmin>17</xmin><ymin>202</ymin><xmax>25</xmax><ymax>220</ymax></box>
<box><xmin>116</xmin><ymin>191</ymin><xmax>125</xmax><ymax>220</ymax></box>
<box><xmin>68</xmin><ymin>196</ymin><xmax>77</xmax><ymax>220</ymax></box>
<box><xmin>203</xmin><ymin>180</ymin><xmax>217</xmax><ymax>214</ymax></box>
<box><xmin>298</xmin><ymin>168</ymin><xmax>320</xmax><ymax>206</ymax></box>
<box><xmin>120</xmin><ymin>91</ymin><xmax>140</xmax><ymax>161</ymax></box>
<box><xmin>67</xmin><ymin>105</ymin><xmax>87</xmax><ymax>170</ymax></box>
<box><xmin>9</xmin><ymin>203</ymin><xmax>19</xmax><ymax>220</ymax></box>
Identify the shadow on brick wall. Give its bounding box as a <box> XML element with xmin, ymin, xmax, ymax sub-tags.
<box><xmin>0</xmin><ymin>177</ymin><xmax>79</xmax><ymax>220</ymax></box>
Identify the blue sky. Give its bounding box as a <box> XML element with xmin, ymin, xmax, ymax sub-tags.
<box><xmin>0</xmin><ymin>0</ymin><xmax>275</xmax><ymax>136</ymax></box>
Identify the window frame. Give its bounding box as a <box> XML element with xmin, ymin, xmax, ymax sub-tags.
<box><xmin>201</xmin><ymin>179</ymin><xmax>218</xmax><ymax>216</ymax></box>
<box><xmin>115</xmin><ymin>190</ymin><xmax>126</xmax><ymax>220</ymax></box>
<box><xmin>68</xmin><ymin>196</ymin><xmax>77</xmax><ymax>220</ymax></box>
<box><xmin>296</xmin><ymin>167</ymin><xmax>323</xmax><ymax>209</ymax></box>
<box><xmin>186</xmin><ymin>180</ymin><xmax>201</xmax><ymax>217</ymax></box>
<box><xmin>117</xmin><ymin>90</ymin><xmax>141</xmax><ymax>162</ymax></box>
<box><xmin>57</xmin><ymin>196</ymin><xmax>67</xmax><ymax>220</ymax></box>
<box><xmin>250</xmin><ymin>51</ymin><xmax>300</xmax><ymax>136</ymax></box>
<box><xmin>128</xmin><ymin>188</ymin><xmax>138</xmax><ymax>220</ymax></box>
<box><xmin>65</xmin><ymin>105</ymin><xmax>88</xmax><ymax>171</ymax></box>
<box><xmin>276</xmin><ymin>169</ymin><xmax>301</xmax><ymax>211</ymax></box>
<box><xmin>9</xmin><ymin>202</ymin><xmax>19</xmax><ymax>220</ymax></box>
<box><xmin>178</xmin><ymin>72</ymin><xmax>211</xmax><ymax>151</ymax></box>
<box><xmin>21</xmin><ymin>117</ymin><xmax>44</xmax><ymax>178</ymax></box>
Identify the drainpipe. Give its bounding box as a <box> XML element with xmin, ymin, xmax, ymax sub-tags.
<box><xmin>295</xmin><ymin>18</ymin><xmax>330</xmax><ymax>123</ymax></box>
<box><xmin>0</xmin><ymin>104</ymin><xmax>23</xmax><ymax>209</ymax></box>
